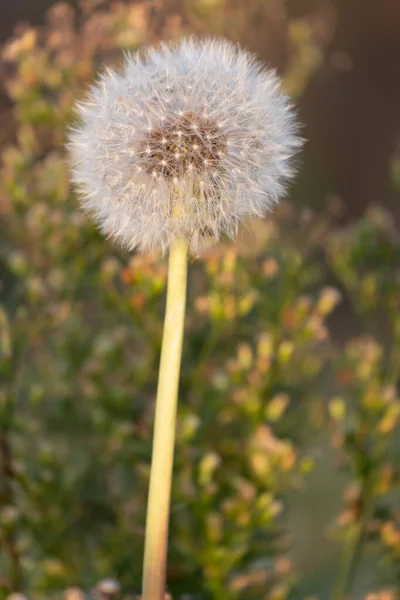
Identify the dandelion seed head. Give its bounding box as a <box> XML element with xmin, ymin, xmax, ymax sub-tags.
<box><xmin>68</xmin><ymin>38</ymin><xmax>302</xmax><ymax>253</ymax></box>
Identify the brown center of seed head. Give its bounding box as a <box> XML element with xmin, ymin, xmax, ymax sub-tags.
<box><xmin>141</xmin><ymin>112</ymin><xmax>227</xmax><ymax>179</ymax></box>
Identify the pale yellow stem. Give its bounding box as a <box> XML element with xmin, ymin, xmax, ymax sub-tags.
<box><xmin>142</xmin><ymin>238</ymin><xmax>188</xmax><ymax>600</ymax></box>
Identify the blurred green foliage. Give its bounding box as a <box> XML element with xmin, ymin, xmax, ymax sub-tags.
<box><xmin>0</xmin><ymin>2</ymin><xmax>400</xmax><ymax>600</ymax></box>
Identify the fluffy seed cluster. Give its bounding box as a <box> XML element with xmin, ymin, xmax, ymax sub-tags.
<box><xmin>68</xmin><ymin>38</ymin><xmax>302</xmax><ymax>253</ymax></box>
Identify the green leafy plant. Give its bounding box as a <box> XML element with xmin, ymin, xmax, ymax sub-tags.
<box><xmin>1</xmin><ymin>2</ymin><xmax>400</xmax><ymax>600</ymax></box>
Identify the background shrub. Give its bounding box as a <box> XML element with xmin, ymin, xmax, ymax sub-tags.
<box><xmin>1</xmin><ymin>1</ymin><xmax>400</xmax><ymax>598</ymax></box>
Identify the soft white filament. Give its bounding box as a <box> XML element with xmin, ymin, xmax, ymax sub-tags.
<box><xmin>68</xmin><ymin>38</ymin><xmax>302</xmax><ymax>253</ymax></box>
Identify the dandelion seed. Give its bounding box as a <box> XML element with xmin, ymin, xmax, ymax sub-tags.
<box><xmin>68</xmin><ymin>38</ymin><xmax>302</xmax><ymax>254</ymax></box>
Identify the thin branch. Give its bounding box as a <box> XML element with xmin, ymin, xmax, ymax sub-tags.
<box><xmin>0</xmin><ymin>431</ymin><xmax>22</xmax><ymax>590</ymax></box>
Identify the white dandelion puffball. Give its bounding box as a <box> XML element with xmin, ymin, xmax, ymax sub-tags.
<box><xmin>68</xmin><ymin>38</ymin><xmax>302</xmax><ymax>253</ymax></box>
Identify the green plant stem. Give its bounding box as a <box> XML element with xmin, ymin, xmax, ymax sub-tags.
<box><xmin>0</xmin><ymin>430</ymin><xmax>22</xmax><ymax>590</ymax></box>
<box><xmin>142</xmin><ymin>238</ymin><xmax>188</xmax><ymax>600</ymax></box>
<box><xmin>331</xmin><ymin>479</ymin><xmax>374</xmax><ymax>600</ymax></box>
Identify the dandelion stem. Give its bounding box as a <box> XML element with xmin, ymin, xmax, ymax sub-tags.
<box><xmin>142</xmin><ymin>238</ymin><xmax>188</xmax><ymax>600</ymax></box>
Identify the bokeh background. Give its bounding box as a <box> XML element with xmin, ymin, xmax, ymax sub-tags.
<box><xmin>1</xmin><ymin>1</ymin><xmax>400</xmax><ymax>599</ymax></box>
